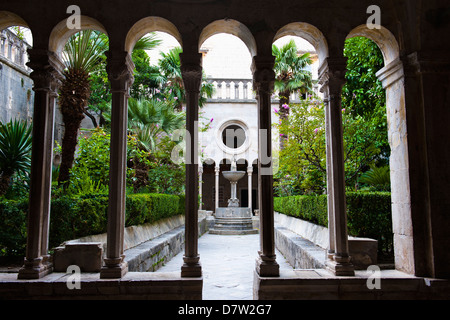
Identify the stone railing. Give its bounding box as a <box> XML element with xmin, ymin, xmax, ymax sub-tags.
<box><xmin>0</xmin><ymin>29</ymin><xmax>32</xmax><ymax>73</ymax></box>
<box><xmin>206</xmin><ymin>78</ymin><xmax>320</xmax><ymax>103</ymax></box>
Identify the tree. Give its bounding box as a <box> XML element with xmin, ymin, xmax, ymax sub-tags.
<box><xmin>275</xmin><ymin>100</ymin><xmax>381</xmax><ymax>195</ymax></box>
<box><xmin>58</xmin><ymin>30</ymin><xmax>108</xmax><ymax>185</ymax></box>
<box><xmin>58</xmin><ymin>31</ymin><xmax>160</xmax><ymax>185</ymax></box>
<box><xmin>158</xmin><ymin>47</ymin><xmax>214</xmax><ymax>110</ymax></box>
<box><xmin>342</xmin><ymin>37</ymin><xmax>389</xmax><ymax>163</ymax></box>
<box><xmin>272</xmin><ymin>39</ymin><xmax>314</xmax><ymax>120</ymax></box>
<box><xmin>127</xmin><ymin>96</ymin><xmax>185</xmax><ymax>153</ymax></box>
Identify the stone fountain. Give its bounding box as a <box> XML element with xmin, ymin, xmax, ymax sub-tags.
<box><xmin>209</xmin><ymin>156</ymin><xmax>258</xmax><ymax>235</ymax></box>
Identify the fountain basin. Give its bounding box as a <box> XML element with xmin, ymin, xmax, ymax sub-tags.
<box><xmin>210</xmin><ymin>207</ymin><xmax>258</xmax><ymax>235</ymax></box>
<box><xmin>222</xmin><ymin>171</ymin><xmax>245</xmax><ymax>182</ymax></box>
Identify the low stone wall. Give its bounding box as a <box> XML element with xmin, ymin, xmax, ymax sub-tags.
<box><xmin>274</xmin><ymin>212</ymin><xmax>378</xmax><ymax>270</ymax></box>
<box><xmin>54</xmin><ymin>213</ymin><xmax>208</xmax><ymax>273</ymax></box>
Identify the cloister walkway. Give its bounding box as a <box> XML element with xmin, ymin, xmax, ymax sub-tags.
<box><xmin>156</xmin><ymin>232</ymin><xmax>293</xmax><ymax>300</ymax></box>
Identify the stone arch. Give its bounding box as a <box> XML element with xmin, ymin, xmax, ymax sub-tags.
<box><xmin>346</xmin><ymin>25</ymin><xmax>412</xmax><ymax>274</ymax></box>
<box><xmin>346</xmin><ymin>24</ymin><xmax>399</xmax><ymax>66</ymax></box>
<box><xmin>49</xmin><ymin>15</ymin><xmax>108</xmax><ymax>55</ymax></box>
<box><xmin>202</xmin><ymin>158</ymin><xmax>216</xmax><ymax>166</ymax></box>
<box><xmin>198</xmin><ymin>19</ymin><xmax>257</xmax><ymax>58</ymax></box>
<box><xmin>273</xmin><ymin>22</ymin><xmax>329</xmax><ymax>64</ymax></box>
<box><xmin>125</xmin><ymin>16</ymin><xmax>183</xmax><ymax>53</ymax></box>
<box><xmin>0</xmin><ymin>11</ymin><xmax>29</xmax><ymax>30</ymax></box>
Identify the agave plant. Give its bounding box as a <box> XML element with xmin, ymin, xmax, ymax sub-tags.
<box><xmin>0</xmin><ymin>119</ymin><xmax>32</xmax><ymax>196</ymax></box>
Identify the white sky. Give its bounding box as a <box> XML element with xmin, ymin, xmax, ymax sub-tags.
<box><xmin>147</xmin><ymin>32</ymin><xmax>318</xmax><ymax>80</ymax></box>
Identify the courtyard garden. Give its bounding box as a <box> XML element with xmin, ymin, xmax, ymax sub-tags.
<box><xmin>0</xmin><ymin>28</ymin><xmax>393</xmax><ymax>265</ymax></box>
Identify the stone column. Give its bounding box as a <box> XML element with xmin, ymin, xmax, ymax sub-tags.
<box><xmin>319</xmin><ymin>58</ymin><xmax>354</xmax><ymax>276</ymax></box>
<box><xmin>247</xmin><ymin>166</ymin><xmax>253</xmax><ymax>211</ymax></box>
<box><xmin>100</xmin><ymin>51</ymin><xmax>134</xmax><ymax>279</ymax></box>
<box><xmin>18</xmin><ymin>49</ymin><xmax>63</xmax><ymax>279</ymax></box>
<box><xmin>393</xmin><ymin>52</ymin><xmax>450</xmax><ymax>279</ymax></box>
<box><xmin>214</xmin><ymin>166</ymin><xmax>220</xmax><ymax>210</ymax></box>
<box><xmin>180</xmin><ymin>52</ymin><xmax>202</xmax><ymax>277</ymax></box>
<box><xmin>252</xmin><ymin>56</ymin><xmax>279</xmax><ymax>277</ymax></box>
<box><xmin>199</xmin><ymin>165</ymin><xmax>203</xmax><ymax>210</ymax></box>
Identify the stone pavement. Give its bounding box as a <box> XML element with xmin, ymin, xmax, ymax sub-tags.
<box><xmin>156</xmin><ymin>232</ymin><xmax>293</xmax><ymax>300</ymax></box>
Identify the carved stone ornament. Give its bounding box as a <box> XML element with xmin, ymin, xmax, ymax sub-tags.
<box><xmin>180</xmin><ymin>53</ymin><xmax>203</xmax><ymax>94</ymax></box>
<box><xmin>318</xmin><ymin>57</ymin><xmax>347</xmax><ymax>97</ymax></box>
<box><xmin>251</xmin><ymin>56</ymin><xmax>275</xmax><ymax>94</ymax></box>
<box><xmin>27</xmin><ymin>49</ymin><xmax>64</xmax><ymax>93</ymax></box>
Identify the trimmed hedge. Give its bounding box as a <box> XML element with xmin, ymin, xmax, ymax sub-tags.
<box><xmin>0</xmin><ymin>193</ymin><xmax>185</xmax><ymax>256</ymax></box>
<box><xmin>274</xmin><ymin>192</ymin><xmax>393</xmax><ymax>255</ymax></box>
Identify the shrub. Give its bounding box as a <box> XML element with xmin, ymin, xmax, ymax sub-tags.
<box><xmin>274</xmin><ymin>192</ymin><xmax>392</xmax><ymax>256</ymax></box>
<box><xmin>0</xmin><ymin>193</ymin><xmax>185</xmax><ymax>256</ymax></box>
<box><xmin>0</xmin><ymin>199</ymin><xmax>28</xmax><ymax>256</ymax></box>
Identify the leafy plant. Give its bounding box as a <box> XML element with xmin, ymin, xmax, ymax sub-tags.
<box><xmin>359</xmin><ymin>165</ymin><xmax>390</xmax><ymax>191</ymax></box>
<box><xmin>69</xmin><ymin>128</ymin><xmax>111</xmax><ymax>190</ymax></box>
<box><xmin>0</xmin><ymin>119</ymin><xmax>32</xmax><ymax>196</ymax></box>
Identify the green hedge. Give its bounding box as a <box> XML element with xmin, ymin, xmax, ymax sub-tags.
<box><xmin>274</xmin><ymin>192</ymin><xmax>393</xmax><ymax>256</ymax></box>
<box><xmin>0</xmin><ymin>193</ymin><xmax>185</xmax><ymax>256</ymax></box>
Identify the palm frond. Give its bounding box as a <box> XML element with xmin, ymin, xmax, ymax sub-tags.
<box><xmin>62</xmin><ymin>30</ymin><xmax>109</xmax><ymax>74</ymax></box>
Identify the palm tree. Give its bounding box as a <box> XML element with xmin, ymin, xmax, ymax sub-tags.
<box><xmin>0</xmin><ymin>119</ymin><xmax>32</xmax><ymax>196</ymax></box>
<box><xmin>272</xmin><ymin>39</ymin><xmax>314</xmax><ymax>120</ymax></box>
<box><xmin>158</xmin><ymin>47</ymin><xmax>214</xmax><ymax>110</ymax></box>
<box><xmin>58</xmin><ymin>30</ymin><xmax>160</xmax><ymax>185</ymax></box>
<box><xmin>127</xmin><ymin>97</ymin><xmax>185</xmax><ymax>152</ymax></box>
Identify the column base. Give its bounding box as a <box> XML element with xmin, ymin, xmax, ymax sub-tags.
<box><xmin>100</xmin><ymin>257</ymin><xmax>128</xmax><ymax>279</ymax></box>
<box><xmin>326</xmin><ymin>255</ymin><xmax>355</xmax><ymax>276</ymax></box>
<box><xmin>255</xmin><ymin>253</ymin><xmax>279</xmax><ymax>277</ymax></box>
<box><xmin>17</xmin><ymin>257</ymin><xmax>53</xmax><ymax>280</ymax></box>
<box><xmin>181</xmin><ymin>255</ymin><xmax>202</xmax><ymax>277</ymax></box>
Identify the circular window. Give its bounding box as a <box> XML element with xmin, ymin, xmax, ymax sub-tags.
<box><xmin>221</xmin><ymin>124</ymin><xmax>246</xmax><ymax>149</ymax></box>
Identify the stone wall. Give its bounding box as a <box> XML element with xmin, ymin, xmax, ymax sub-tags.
<box><xmin>0</xmin><ymin>29</ymin><xmax>33</xmax><ymax>124</ymax></box>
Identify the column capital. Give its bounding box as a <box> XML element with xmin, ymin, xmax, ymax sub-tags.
<box><xmin>214</xmin><ymin>166</ymin><xmax>220</xmax><ymax>174</ymax></box>
<box><xmin>106</xmin><ymin>51</ymin><xmax>135</xmax><ymax>92</ymax></box>
<box><xmin>376</xmin><ymin>57</ymin><xmax>404</xmax><ymax>89</ymax></box>
<box><xmin>318</xmin><ymin>57</ymin><xmax>347</xmax><ymax>95</ymax></box>
<box><xmin>180</xmin><ymin>52</ymin><xmax>203</xmax><ymax>94</ymax></box>
<box><xmin>247</xmin><ymin>166</ymin><xmax>253</xmax><ymax>174</ymax></box>
<box><xmin>402</xmin><ymin>51</ymin><xmax>450</xmax><ymax>76</ymax></box>
<box><xmin>251</xmin><ymin>56</ymin><xmax>275</xmax><ymax>94</ymax></box>
<box><xmin>27</xmin><ymin>49</ymin><xmax>64</xmax><ymax>94</ymax></box>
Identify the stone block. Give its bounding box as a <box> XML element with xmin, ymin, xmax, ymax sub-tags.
<box><xmin>348</xmin><ymin>238</ymin><xmax>378</xmax><ymax>270</ymax></box>
<box><xmin>53</xmin><ymin>242</ymin><xmax>103</xmax><ymax>272</ymax></box>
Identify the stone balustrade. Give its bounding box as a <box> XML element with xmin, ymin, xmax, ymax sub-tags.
<box><xmin>0</xmin><ymin>29</ymin><xmax>31</xmax><ymax>72</ymax></box>
<box><xmin>206</xmin><ymin>78</ymin><xmax>317</xmax><ymax>103</ymax></box>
